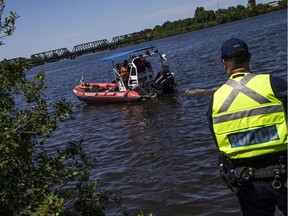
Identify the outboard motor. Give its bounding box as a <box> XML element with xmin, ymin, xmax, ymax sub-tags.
<box><xmin>155</xmin><ymin>65</ymin><xmax>175</xmax><ymax>95</ymax></box>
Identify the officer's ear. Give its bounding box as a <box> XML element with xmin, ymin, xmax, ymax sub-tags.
<box><xmin>221</xmin><ymin>59</ymin><xmax>229</xmax><ymax>76</ymax></box>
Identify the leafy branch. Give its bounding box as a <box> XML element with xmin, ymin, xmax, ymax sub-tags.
<box><xmin>0</xmin><ymin>0</ymin><xmax>19</xmax><ymax>45</ymax></box>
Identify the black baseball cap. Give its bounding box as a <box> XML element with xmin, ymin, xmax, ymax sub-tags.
<box><xmin>221</xmin><ymin>38</ymin><xmax>249</xmax><ymax>60</ymax></box>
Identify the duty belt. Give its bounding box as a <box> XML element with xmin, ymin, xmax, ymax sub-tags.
<box><xmin>231</xmin><ymin>153</ymin><xmax>287</xmax><ymax>168</ymax></box>
<box><xmin>219</xmin><ymin>153</ymin><xmax>287</xmax><ymax>190</ymax></box>
<box><xmin>247</xmin><ymin>164</ymin><xmax>286</xmax><ymax>177</ymax></box>
<box><xmin>236</xmin><ymin>155</ymin><xmax>287</xmax><ymax>189</ymax></box>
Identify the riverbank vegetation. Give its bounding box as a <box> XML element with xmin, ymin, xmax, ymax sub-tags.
<box><xmin>139</xmin><ymin>1</ymin><xmax>287</xmax><ymax>41</ymax></box>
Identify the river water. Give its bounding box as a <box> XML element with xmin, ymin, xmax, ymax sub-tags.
<box><xmin>28</xmin><ymin>10</ymin><xmax>287</xmax><ymax>216</ymax></box>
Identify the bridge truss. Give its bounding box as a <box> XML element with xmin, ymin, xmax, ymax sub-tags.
<box><xmin>72</xmin><ymin>39</ymin><xmax>111</xmax><ymax>56</ymax></box>
<box><xmin>30</xmin><ymin>48</ymin><xmax>71</xmax><ymax>64</ymax></box>
<box><xmin>111</xmin><ymin>32</ymin><xmax>151</xmax><ymax>47</ymax></box>
<box><xmin>28</xmin><ymin>33</ymin><xmax>151</xmax><ymax>66</ymax></box>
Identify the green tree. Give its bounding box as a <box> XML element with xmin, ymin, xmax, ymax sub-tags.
<box><xmin>0</xmin><ymin>0</ymin><xmax>19</xmax><ymax>45</ymax></box>
<box><xmin>194</xmin><ymin>7</ymin><xmax>216</xmax><ymax>23</ymax></box>
<box><xmin>194</xmin><ymin>7</ymin><xmax>206</xmax><ymax>23</ymax></box>
<box><xmin>0</xmin><ymin>0</ymin><xmax>123</xmax><ymax>215</ymax></box>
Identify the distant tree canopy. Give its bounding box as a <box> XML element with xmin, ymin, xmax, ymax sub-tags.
<box><xmin>139</xmin><ymin>1</ymin><xmax>287</xmax><ymax>40</ymax></box>
<box><xmin>67</xmin><ymin>1</ymin><xmax>288</xmax><ymax>53</ymax></box>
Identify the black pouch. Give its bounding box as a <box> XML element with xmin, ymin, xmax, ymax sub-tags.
<box><xmin>233</xmin><ymin>167</ymin><xmax>251</xmax><ymax>183</ymax></box>
<box><xmin>217</xmin><ymin>154</ymin><xmax>249</xmax><ymax>193</ymax></box>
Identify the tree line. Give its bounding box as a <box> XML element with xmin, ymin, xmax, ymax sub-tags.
<box><xmin>136</xmin><ymin>1</ymin><xmax>287</xmax><ymax>41</ymax></box>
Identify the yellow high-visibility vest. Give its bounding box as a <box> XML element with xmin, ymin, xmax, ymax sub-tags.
<box><xmin>212</xmin><ymin>72</ymin><xmax>287</xmax><ymax>159</ymax></box>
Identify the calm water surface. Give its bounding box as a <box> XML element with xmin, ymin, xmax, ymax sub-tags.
<box><xmin>29</xmin><ymin>10</ymin><xmax>287</xmax><ymax>216</ymax></box>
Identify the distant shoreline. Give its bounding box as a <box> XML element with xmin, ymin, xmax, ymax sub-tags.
<box><xmin>6</xmin><ymin>3</ymin><xmax>287</xmax><ymax>65</ymax></box>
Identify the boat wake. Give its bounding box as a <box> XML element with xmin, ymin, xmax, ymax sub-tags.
<box><xmin>184</xmin><ymin>86</ymin><xmax>218</xmax><ymax>96</ymax></box>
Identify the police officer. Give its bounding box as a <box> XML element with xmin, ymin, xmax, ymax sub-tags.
<box><xmin>207</xmin><ymin>38</ymin><xmax>287</xmax><ymax>216</ymax></box>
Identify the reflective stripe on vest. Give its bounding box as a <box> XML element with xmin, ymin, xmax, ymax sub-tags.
<box><xmin>212</xmin><ymin>73</ymin><xmax>287</xmax><ymax>159</ymax></box>
<box><xmin>218</xmin><ymin>74</ymin><xmax>270</xmax><ymax>113</ymax></box>
<box><xmin>214</xmin><ymin>104</ymin><xmax>283</xmax><ymax>124</ymax></box>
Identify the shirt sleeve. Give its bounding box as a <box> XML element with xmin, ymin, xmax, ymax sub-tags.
<box><xmin>270</xmin><ymin>75</ymin><xmax>287</xmax><ymax>113</ymax></box>
<box><xmin>207</xmin><ymin>96</ymin><xmax>219</xmax><ymax>147</ymax></box>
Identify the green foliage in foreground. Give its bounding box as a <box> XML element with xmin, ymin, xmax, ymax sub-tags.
<box><xmin>0</xmin><ymin>2</ymin><xmax>155</xmax><ymax>214</ymax></box>
<box><xmin>1</xmin><ymin>2</ymin><xmax>124</xmax><ymax>214</ymax></box>
<box><xmin>0</xmin><ymin>0</ymin><xmax>19</xmax><ymax>45</ymax></box>
<box><xmin>0</xmin><ymin>59</ymin><xmax>156</xmax><ymax>215</ymax></box>
<box><xmin>0</xmin><ymin>59</ymin><xmax>124</xmax><ymax>215</ymax></box>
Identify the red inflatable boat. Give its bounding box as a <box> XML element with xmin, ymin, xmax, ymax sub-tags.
<box><xmin>73</xmin><ymin>46</ymin><xmax>176</xmax><ymax>104</ymax></box>
<box><xmin>73</xmin><ymin>82</ymin><xmax>142</xmax><ymax>104</ymax></box>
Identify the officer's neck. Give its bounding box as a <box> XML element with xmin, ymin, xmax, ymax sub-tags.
<box><xmin>227</xmin><ymin>67</ymin><xmax>250</xmax><ymax>77</ymax></box>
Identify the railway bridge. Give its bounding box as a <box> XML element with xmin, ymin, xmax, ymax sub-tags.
<box><xmin>111</xmin><ymin>32</ymin><xmax>151</xmax><ymax>48</ymax></box>
<box><xmin>29</xmin><ymin>31</ymin><xmax>151</xmax><ymax>65</ymax></box>
<box><xmin>71</xmin><ymin>39</ymin><xmax>111</xmax><ymax>57</ymax></box>
<box><xmin>30</xmin><ymin>48</ymin><xmax>71</xmax><ymax>65</ymax></box>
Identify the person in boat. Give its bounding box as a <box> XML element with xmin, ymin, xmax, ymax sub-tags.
<box><xmin>207</xmin><ymin>38</ymin><xmax>287</xmax><ymax>216</ymax></box>
<box><xmin>80</xmin><ymin>75</ymin><xmax>88</xmax><ymax>87</ymax></box>
<box><xmin>132</xmin><ymin>55</ymin><xmax>151</xmax><ymax>73</ymax></box>
<box><xmin>155</xmin><ymin>65</ymin><xmax>175</xmax><ymax>95</ymax></box>
<box><xmin>120</xmin><ymin>60</ymin><xmax>130</xmax><ymax>87</ymax></box>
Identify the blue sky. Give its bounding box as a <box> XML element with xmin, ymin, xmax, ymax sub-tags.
<box><xmin>1</xmin><ymin>0</ymin><xmax>273</xmax><ymax>60</ymax></box>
